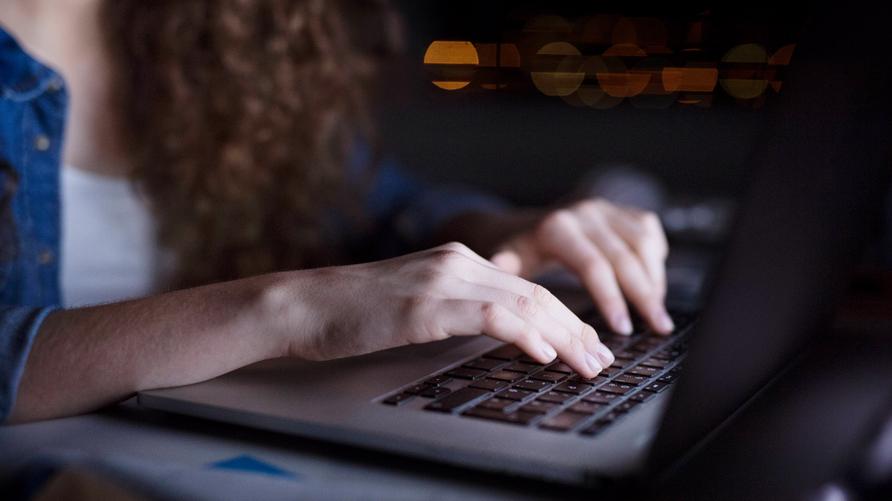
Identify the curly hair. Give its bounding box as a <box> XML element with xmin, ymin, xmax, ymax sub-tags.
<box><xmin>101</xmin><ymin>0</ymin><xmax>379</xmax><ymax>288</ymax></box>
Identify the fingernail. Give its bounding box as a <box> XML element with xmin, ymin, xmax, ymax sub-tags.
<box><xmin>658</xmin><ymin>310</ymin><xmax>675</xmax><ymax>334</ymax></box>
<box><xmin>585</xmin><ymin>353</ymin><xmax>603</xmax><ymax>375</ymax></box>
<box><xmin>541</xmin><ymin>344</ymin><xmax>557</xmax><ymax>361</ymax></box>
<box><xmin>596</xmin><ymin>344</ymin><xmax>615</xmax><ymax>367</ymax></box>
<box><xmin>614</xmin><ymin>314</ymin><xmax>633</xmax><ymax>335</ymax></box>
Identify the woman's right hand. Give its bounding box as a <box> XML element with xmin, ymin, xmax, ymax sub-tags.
<box><xmin>263</xmin><ymin>242</ymin><xmax>615</xmax><ymax>379</ymax></box>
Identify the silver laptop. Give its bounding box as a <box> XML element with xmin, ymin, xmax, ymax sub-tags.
<box><xmin>138</xmin><ymin>5</ymin><xmax>892</xmax><ymax>487</ymax></box>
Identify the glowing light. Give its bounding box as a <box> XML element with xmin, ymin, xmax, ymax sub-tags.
<box><xmin>423</xmin><ymin>41</ymin><xmax>479</xmax><ymax>91</ymax></box>
<box><xmin>566</xmin><ymin>56</ymin><xmax>623</xmax><ymax>109</ymax></box>
<box><xmin>662</xmin><ymin>64</ymin><xmax>718</xmax><ymax>93</ymax></box>
<box><xmin>768</xmin><ymin>44</ymin><xmax>796</xmax><ymax>92</ymax></box>
<box><xmin>598</xmin><ymin>44</ymin><xmax>650</xmax><ymax>98</ymax></box>
<box><xmin>720</xmin><ymin>43</ymin><xmax>769</xmax><ymax>99</ymax></box>
<box><xmin>530</xmin><ymin>42</ymin><xmax>584</xmax><ymax>97</ymax></box>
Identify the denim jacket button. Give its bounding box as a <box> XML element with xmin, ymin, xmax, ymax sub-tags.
<box><xmin>34</xmin><ymin>135</ymin><xmax>51</xmax><ymax>151</ymax></box>
<box><xmin>37</xmin><ymin>250</ymin><xmax>54</xmax><ymax>265</ymax></box>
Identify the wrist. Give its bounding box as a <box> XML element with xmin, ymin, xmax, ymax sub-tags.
<box><xmin>252</xmin><ymin>270</ymin><xmax>324</xmax><ymax>360</ymax></box>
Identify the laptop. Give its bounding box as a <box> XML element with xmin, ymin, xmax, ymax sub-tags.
<box><xmin>138</xmin><ymin>4</ymin><xmax>892</xmax><ymax>487</ymax></box>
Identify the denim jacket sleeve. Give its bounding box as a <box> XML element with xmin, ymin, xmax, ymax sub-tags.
<box><xmin>1</xmin><ymin>27</ymin><xmax>67</xmax><ymax>422</ymax></box>
<box><xmin>0</xmin><ymin>306</ymin><xmax>55</xmax><ymax>420</ymax></box>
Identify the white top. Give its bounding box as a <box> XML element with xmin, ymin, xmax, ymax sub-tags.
<box><xmin>60</xmin><ymin>166</ymin><xmax>170</xmax><ymax>308</ymax></box>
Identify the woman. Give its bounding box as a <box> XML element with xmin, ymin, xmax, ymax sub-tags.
<box><xmin>0</xmin><ymin>0</ymin><xmax>672</xmax><ymax>423</ymax></box>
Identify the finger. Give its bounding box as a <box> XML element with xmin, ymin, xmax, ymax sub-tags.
<box><xmin>490</xmin><ymin>250</ymin><xmax>522</xmax><ymax>275</ymax></box>
<box><xmin>537</xmin><ymin>211</ymin><xmax>633</xmax><ymax>336</ymax></box>
<box><xmin>434</xmin><ymin>299</ymin><xmax>558</xmax><ymax>365</ymax></box>
<box><xmin>601</xmin><ymin>206</ymin><xmax>669</xmax><ymax>298</ymax></box>
<box><xmin>586</xmin><ymin>218</ymin><xmax>674</xmax><ymax>335</ymax></box>
<box><xmin>489</xmin><ymin>235</ymin><xmax>543</xmax><ymax>278</ymax></box>
<box><xmin>447</xmin><ymin>280</ymin><xmax>614</xmax><ymax>374</ymax></box>
<box><xmin>431</xmin><ymin>241</ymin><xmax>509</xmax><ymax>273</ymax></box>
<box><xmin>454</xmin><ymin>261</ymin><xmax>591</xmax><ymax>346</ymax></box>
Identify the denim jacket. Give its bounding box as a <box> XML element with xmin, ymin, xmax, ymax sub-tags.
<box><xmin>0</xmin><ymin>26</ymin><xmax>504</xmax><ymax>422</ymax></box>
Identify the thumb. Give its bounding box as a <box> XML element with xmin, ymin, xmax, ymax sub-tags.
<box><xmin>490</xmin><ymin>249</ymin><xmax>523</xmax><ymax>275</ymax></box>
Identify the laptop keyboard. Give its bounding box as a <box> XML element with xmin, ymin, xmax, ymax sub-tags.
<box><xmin>380</xmin><ymin>312</ymin><xmax>695</xmax><ymax>436</ymax></box>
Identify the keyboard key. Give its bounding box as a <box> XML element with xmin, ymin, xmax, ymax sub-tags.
<box><xmin>583</xmin><ymin>391</ymin><xmax>620</xmax><ymax>405</ymax></box>
<box><xmin>520</xmin><ymin>400</ymin><xmax>559</xmax><ymax>414</ymax></box>
<box><xmin>424</xmin><ymin>387</ymin><xmax>489</xmax><ymax>413</ymax></box>
<box><xmin>482</xmin><ymin>345</ymin><xmax>524</xmax><ymax>361</ymax></box>
<box><xmin>626</xmin><ymin>366</ymin><xmax>660</xmax><ymax>377</ymax></box>
<box><xmin>553</xmin><ymin>382</ymin><xmax>593</xmax><ymax>395</ymax></box>
<box><xmin>530</xmin><ymin>371</ymin><xmax>566</xmax><ymax>383</ymax></box>
<box><xmin>514</xmin><ymin>379</ymin><xmax>551</xmax><ymax>392</ymax></box>
<box><xmin>517</xmin><ymin>355</ymin><xmax>545</xmax><ymax>365</ymax></box>
<box><xmin>614</xmin><ymin>400</ymin><xmax>639</xmax><ymax>414</ymax></box>
<box><xmin>504</xmin><ymin>361</ymin><xmax>541</xmax><ymax>374</ymax></box>
<box><xmin>540</xmin><ymin>411</ymin><xmax>590</xmax><ymax>431</ymax></box>
<box><xmin>570</xmin><ymin>374</ymin><xmax>609</xmax><ymax>385</ymax></box>
<box><xmin>424</xmin><ymin>375</ymin><xmax>452</xmax><ymax>386</ymax></box>
<box><xmin>599</xmin><ymin>367</ymin><xmax>622</xmax><ymax>377</ymax></box>
<box><xmin>498</xmin><ymin>387</ymin><xmax>536</xmax><ymax>402</ymax></box>
<box><xmin>631</xmin><ymin>391</ymin><xmax>657</xmax><ymax>403</ymax></box>
<box><xmin>404</xmin><ymin>384</ymin><xmax>432</xmax><ymax>395</ymax></box>
<box><xmin>464</xmin><ymin>408</ymin><xmax>539</xmax><ymax>426</ymax></box>
<box><xmin>567</xmin><ymin>400</ymin><xmax>605</xmax><ymax>415</ymax></box>
<box><xmin>547</xmin><ymin>362</ymin><xmax>574</xmax><ymax>374</ymax></box>
<box><xmin>537</xmin><ymin>391</ymin><xmax>575</xmax><ymax>404</ymax></box>
<box><xmin>600</xmin><ymin>382</ymin><xmax>636</xmax><ymax>395</ymax></box>
<box><xmin>641</xmin><ymin>358</ymin><xmax>669</xmax><ymax>369</ymax></box>
<box><xmin>488</xmin><ymin>370</ymin><xmax>525</xmax><ymax>383</ymax></box>
<box><xmin>383</xmin><ymin>393</ymin><xmax>415</xmax><ymax>406</ymax></box>
<box><xmin>644</xmin><ymin>381</ymin><xmax>671</xmax><ymax>393</ymax></box>
<box><xmin>420</xmin><ymin>386</ymin><xmax>452</xmax><ymax>398</ymax></box>
<box><xmin>469</xmin><ymin>378</ymin><xmax>510</xmax><ymax>392</ymax></box>
<box><xmin>580</xmin><ymin>421</ymin><xmax>609</xmax><ymax>436</ymax></box>
<box><xmin>446</xmin><ymin>367</ymin><xmax>487</xmax><ymax>380</ymax></box>
<box><xmin>463</xmin><ymin>358</ymin><xmax>505</xmax><ymax>371</ymax></box>
<box><xmin>613</xmin><ymin>350</ymin><xmax>637</xmax><ymax>360</ymax></box>
<box><xmin>609</xmin><ymin>358</ymin><xmax>632</xmax><ymax>369</ymax></box>
<box><xmin>614</xmin><ymin>374</ymin><xmax>649</xmax><ymax>386</ymax></box>
<box><xmin>658</xmin><ymin>372</ymin><xmax>679</xmax><ymax>383</ymax></box>
<box><xmin>477</xmin><ymin>397</ymin><xmax>515</xmax><ymax>411</ymax></box>
<box><xmin>580</xmin><ymin>413</ymin><xmax>620</xmax><ymax>435</ymax></box>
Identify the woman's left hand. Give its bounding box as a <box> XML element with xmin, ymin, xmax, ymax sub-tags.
<box><xmin>489</xmin><ymin>198</ymin><xmax>673</xmax><ymax>336</ymax></box>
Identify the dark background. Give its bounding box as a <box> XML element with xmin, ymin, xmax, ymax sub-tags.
<box><xmin>372</xmin><ymin>2</ymin><xmax>806</xmax><ymax>206</ymax></box>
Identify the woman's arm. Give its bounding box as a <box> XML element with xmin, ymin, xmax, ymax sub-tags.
<box><xmin>8</xmin><ymin>242</ymin><xmax>614</xmax><ymax>423</ymax></box>
<box><xmin>8</xmin><ymin>275</ymin><xmax>285</xmax><ymax>423</ymax></box>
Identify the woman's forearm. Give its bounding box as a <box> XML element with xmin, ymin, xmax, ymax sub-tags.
<box><xmin>8</xmin><ymin>275</ymin><xmax>289</xmax><ymax>423</ymax></box>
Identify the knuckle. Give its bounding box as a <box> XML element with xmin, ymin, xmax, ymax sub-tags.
<box><xmin>439</xmin><ymin>241</ymin><xmax>470</xmax><ymax>255</ymax></box>
<box><xmin>480</xmin><ymin>302</ymin><xmax>503</xmax><ymax>328</ymax></box>
<box><xmin>531</xmin><ymin>283</ymin><xmax>554</xmax><ymax>305</ymax></box>
<box><xmin>572</xmin><ymin>199</ymin><xmax>597</xmax><ymax>214</ymax></box>
<box><xmin>638</xmin><ymin>210</ymin><xmax>662</xmax><ymax>229</ymax></box>
<box><xmin>537</xmin><ymin>209</ymin><xmax>575</xmax><ymax>236</ymax></box>
<box><xmin>514</xmin><ymin>294</ymin><xmax>538</xmax><ymax>318</ymax></box>
<box><xmin>428</xmin><ymin>249</ymin><xmax>466</xmax><ymax>270</ymax></box>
